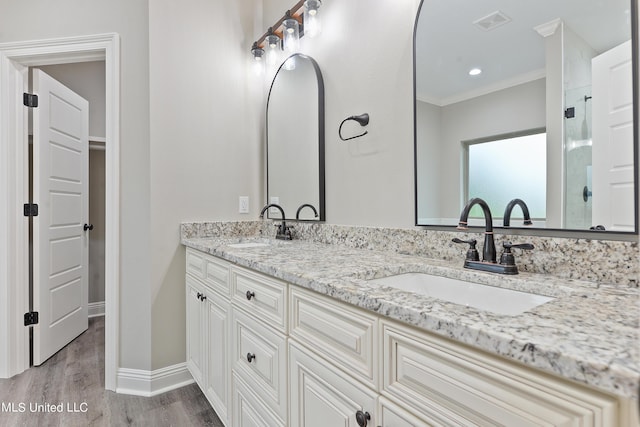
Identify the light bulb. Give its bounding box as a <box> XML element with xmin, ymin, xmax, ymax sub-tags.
<box><xmin>304</xmin><ymin>0</ymin><xmax>322</xmax><ymax>38</ymax></box>
<box><xmin>265</xmin><ymin>33</ymin><xmax>281</xmax><ymax>67</ymax></box>
<box><xmin>251</xmin><ymin>42</ymin><xmax>265</xmax><ymax>76</ymax></box>
<box><xmin>282</xmin><ymin>13</ymin><xmax>300</xmax><ymax>53</ymax></box>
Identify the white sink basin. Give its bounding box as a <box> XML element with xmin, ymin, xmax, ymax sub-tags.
<box><xmin>369</xmin><ymin>273</ymin><xmax>553</xmax><ymax>315</ymax></box>
<box><xmin>228</xmin><ymin>242</ymin><xmax>270</xmax><ymax>248</ymax></box>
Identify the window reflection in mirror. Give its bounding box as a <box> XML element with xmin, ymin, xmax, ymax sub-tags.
<box><xmin>465</xmin><ymin>131</ymin><xmax>547</xmax><ymax>225</ymax></box>
<box><xmin>414</xmin><ymin>0</ymin><xmax>637</xmax><ymax>233</ymax></box>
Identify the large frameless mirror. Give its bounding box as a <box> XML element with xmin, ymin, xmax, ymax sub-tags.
<box><xmin>414</xmin><ymin>0</ymin><xmax>638</xmax><ymax>234</ymax></box>
<box><xmin>267</xmin><ymin>54</ymin><xmax>325</xmax><ymax>221</ymax></box>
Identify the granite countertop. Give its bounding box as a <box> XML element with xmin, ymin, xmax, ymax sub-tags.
<box><xmin>181</xmin><ymin>235</ymin><xmax>640</xmax><ymax>400</ymax></box>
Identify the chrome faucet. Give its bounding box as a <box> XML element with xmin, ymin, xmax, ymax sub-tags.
<box><xmin>259</xmin><ymin>204</ymin><xmax>292</xmax><ymax>240</ymax></box>
<box><xmin>295</xmin><ymin>203</ymin><xmax>318</xmax><ymax>220</ymax></box>
<box><xmin>456</xmin><ymin>197</ymin><xmax>496</xmax><ymax>263</ymax></box>
<box><xmin>503</xmin><ymin>198</ymin><xmax>533</xmax><ymax>227</ymax></box>
<box><xmin>454</xmin><ymin>197</ymin><xmax>533</xmax><ymax>275</ymax></box>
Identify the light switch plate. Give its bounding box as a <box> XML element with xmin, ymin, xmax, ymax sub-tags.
<box><xmin>239</xmin><ymin>196</ymin><xmax>249</xmax><ymax>214</ymax></box>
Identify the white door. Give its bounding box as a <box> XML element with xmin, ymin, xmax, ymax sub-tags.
<box><xmin>32</xmin><ymin>69</ymin><xmax>89</xmax><ymax>365</ymax></box>
<box><xmin>592</xmin><ymin>40</ymin><xmax>634</xmax><ymax>231</ymax></box>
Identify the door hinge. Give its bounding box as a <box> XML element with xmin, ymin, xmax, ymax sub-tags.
<box><xmin>23</xmin><ymin>93</ymin><xmax>38</xmax><ymax>108</ymax></box>
<box><xmin>23</xmin><ymin>203</ymin><xmax>39</xmax><ymax>217</ymax></box>
<box><xmin>24</xmin><ymin>312</ymin><xmax>39</xmax><ymax>326</ymax></box>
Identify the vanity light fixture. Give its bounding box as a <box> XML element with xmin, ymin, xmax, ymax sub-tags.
<box><xmin>250</xmin><ymin>0</ymin><xmax>323</xmax><ymax>73</ymax></box>
<box><xmin>264</xmin><ymin>28</ymin><xmax>282</xmax><ymax>67</ymax></box>
<box><xmin>283</xmin><ymin>10</ymin><xmax>301</xmax><ymax>54</ymax></box>
<box><xmin>251</xmin><ymin>42</ymin><xmax>265</xmax><ymax>75</ymax></box>
<box><xmin>304</xmin><ymin>0</ymin><xmax>322</xmax><ymax>38</ymax></box>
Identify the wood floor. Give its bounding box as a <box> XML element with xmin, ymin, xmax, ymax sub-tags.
<box><xmin>0</xmin><ymin>317</ymin><xmax>223</xmax><ymax>427</ymax></box>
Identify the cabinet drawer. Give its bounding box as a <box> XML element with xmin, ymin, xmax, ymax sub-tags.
<box><xmin>232</xmin><ymin>307</ymin><xmax>287</xmax><ymax>423</ymax></box>
<box><xmin>381</xmin><ymin>320</ymin><xmax>619</xmax><ymax>427</ymax></box>
<box><xmin>186</xmin><ymin>248</ymin><xmax>206</xmax><ymax>280</ymax></box>
<box><xmin>231</xmin><ymin>266</ymin><xmax>287</xmax><ymax>332</ymax></box>
<box><xmin>290</xmin><ymin>286</ymin><xmax>378</xmax><ymax>388</ymax></box>
<box><xmin>205</xmin><ymin>254</ymin><xmax>231</xmax><ymax>297</ymax></box>
<box><xmin>378</xmin><ymin>396</ymin><xmax>430</xmax><ymax>427</ymax></box>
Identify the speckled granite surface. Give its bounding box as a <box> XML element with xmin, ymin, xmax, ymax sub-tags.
<box><xmin>181</xmin><ymin>221</ymin><xmax>639</xmax><ymax>287</ymax></box>
<box><xmin>180</xmin><ymin>221</ymin><xmax>640</xmax><ymax>398</ymax></box>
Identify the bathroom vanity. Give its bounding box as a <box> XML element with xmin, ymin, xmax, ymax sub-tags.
<box><xmin>182</xmin><ymin>223</ymin><xmax>639</xmax><ymax>427</ymax></box>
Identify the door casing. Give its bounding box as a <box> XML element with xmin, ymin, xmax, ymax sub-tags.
<box><xmin>0</xmin><ymin>33</ymin><xmax>120</xmax><ymax>391</ymax></box>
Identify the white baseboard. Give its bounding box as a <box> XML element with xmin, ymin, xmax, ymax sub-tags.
<box><xmin>116</xmin><ymin>363</ymin><xmax>194</xmax><ymax>397</ymax></box>
<box><xmin>88</xmin><ymin>301</ymin><xmax>105</xmax><ymax>318</ymax></box>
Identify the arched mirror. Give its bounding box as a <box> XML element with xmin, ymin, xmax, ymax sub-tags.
<box><xmin>267</xmin><ymin>54</ymin><xmax>325</xmax><ymax>221</ymax></box>
<box><xmin>414</xmin><ymin>0</ymin><xmax>638</xmax><ymax>234</ymax></box>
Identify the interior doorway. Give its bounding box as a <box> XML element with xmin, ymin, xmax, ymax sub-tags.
<box><xmin>34</xmin><ymin>61</ymin><xmax>107</xmax><ymax>319</ymax></box>
<box><xmin>0</xmin><ymin>33</ymin><xmax>120</xmax><ymax>391</ymax></box>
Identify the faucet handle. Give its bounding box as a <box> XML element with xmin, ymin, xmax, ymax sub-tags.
<box><xmin>502</xmin><ymin>242</ymin><xmax>534</xmax><ymax>251</ymax></box>
<box><xmin>500</xmin><ymin>242</ymin><xmax>534</xmax><ymax>266</ymax></box>
<box><xmin>452</xmin><ymin>238</ymin><xmax>480</xmax><ymax>261</ymax></box>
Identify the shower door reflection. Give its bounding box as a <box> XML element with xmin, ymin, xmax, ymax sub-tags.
<box><xmin>564</xmin><ymin>85</ymin><xmax>593</xmax><ymax>229</ymax></box>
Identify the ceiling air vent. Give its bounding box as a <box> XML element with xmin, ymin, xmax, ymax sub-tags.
<box><xmin>473</xmin><ymin>11</ymin><xmax>512</xmax><ymax>31</ymax></box>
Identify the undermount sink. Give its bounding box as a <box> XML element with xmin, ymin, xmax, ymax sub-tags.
<box><xmin>227</xmin><ymin>242</ymin><xmax>270</xmax><ymax>248</ymax></box>
<box><xmin>369</xmin><ymin>273</ymin><xmax>553</xmax><ymax>316</ymax></box>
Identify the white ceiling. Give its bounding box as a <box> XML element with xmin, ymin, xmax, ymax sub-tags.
<box><xmin>415</xmin><ymin>0</ymin><xmax>632</xmax><ymax>105</ymax></box>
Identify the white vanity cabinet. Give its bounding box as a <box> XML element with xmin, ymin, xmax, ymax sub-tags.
<box><xmin>185</xmin><ymin>248</ymin><xmax>231</xmax><ymax>426</ymax></box>
<box><xmin>185</xmin><ymin>247</ymin><xmax>637</xmax><ymax>427</ymax></box>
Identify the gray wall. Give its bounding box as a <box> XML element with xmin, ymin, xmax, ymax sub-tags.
<box><xmin>2</xmin><ymin>0</ymin><xmax>263</xmax><ymax>373</ymax></box>
<box><xmin>439</xmin><ymin>79</ymin><xmax>547</xmax><ymax>219</ymax></box>
<box><xmin>148</xmin><ymin>0</ymin><xmax>261</xmax><ymax>369</ymax></box>
<box><xmin>0</xmin><ymin>0</ymin><xmax>153</xmax><ymax>371</ymax></box>
<box><xmin>416</xmin><ymin>79</ymin><xmax>546</xmax><ymax>222</ymax></box>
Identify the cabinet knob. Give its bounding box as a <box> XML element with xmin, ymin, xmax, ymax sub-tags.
<box><xmin>196</xmin><ymin>292</ymin><xmax>202</xmax><ymax>300</ymax></box>
<box><xmin>83</xmin><ymin>223</ymin><xmax>94</xmax><ymax>231</ymax></box>
<box><xmin>246</xmin><ymin>290</ymin><xmax>255</xmax><ymax>300</ymax></box>
<box><xmin>355</xmin><ymin>410</ymin><xmax>370</xmax><ymax>427</ymax></box>
<box><xmin>200</xmin><ymin>294</ymin><xmax>207</xmax><ymax>301</ymax></box>
<box><xmin>246</xmin><ymin>353</ymin><xmax>256</xmax><ymax>363</ymax></box>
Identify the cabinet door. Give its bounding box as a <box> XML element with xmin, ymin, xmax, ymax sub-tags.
<box><xmin>205</xmin><ymin>288</ymin><xmax>230</xmax><ymax>425</ymax></box>
<box><xmin>290</xmin><ymin>341</ymin><xmax>377</xmax><ymax>427</ymax></box>
<box><xmin>186</xmin><ymin>276</ymin><xmax>205</xmax><ymax>388</ymax></box>
<box><xmin>233</xmin><ymin>372</ymin><xmax>284</xmax><ymax>427</ymax></box>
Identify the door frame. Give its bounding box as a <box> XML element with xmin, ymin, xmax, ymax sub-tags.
<box><xmin>0</xmin><ymin>33</ymin><xmax>120</xmax><ymax>391</ymax></box>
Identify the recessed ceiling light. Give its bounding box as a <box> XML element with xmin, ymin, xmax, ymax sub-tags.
<box><xmin>469</xmin><ymin>68</ymin><xmax>482</xmax><ymax>76</ymax></box>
